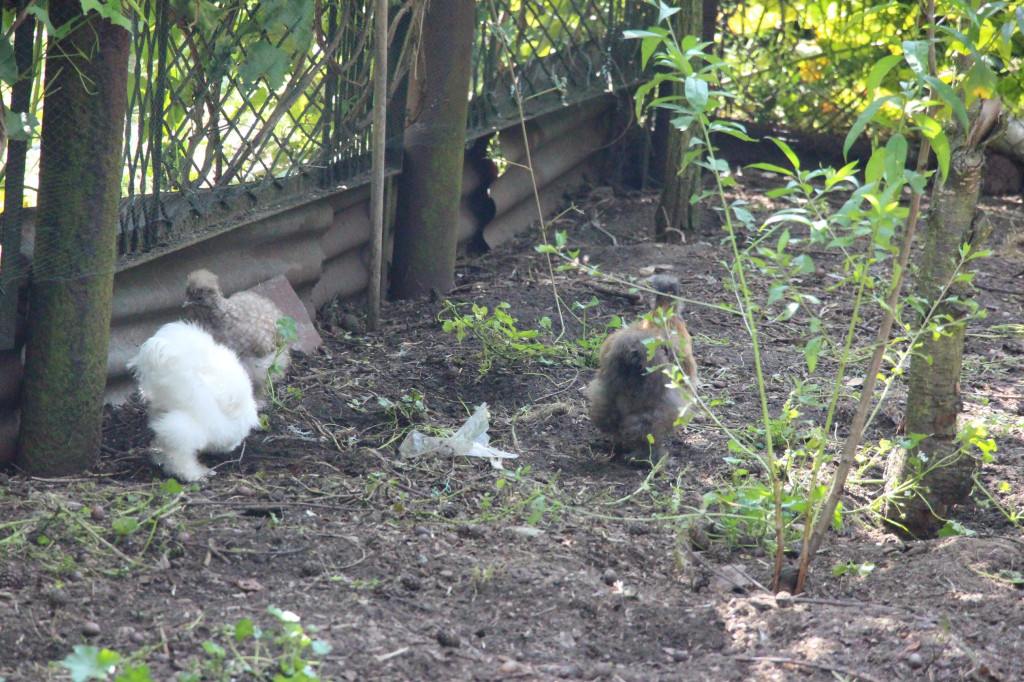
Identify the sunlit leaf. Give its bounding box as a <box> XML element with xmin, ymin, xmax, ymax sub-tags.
<box><xmin>864</xmin><ymin>147</ymin><xmax>886</xmax><ymax>185</ymax></box>
<box><xmin>804</xmin><ymin>336</ymin><xmax>822</xmax><ymax>373</ymax></box>
<box><xmin>963</xmin><ymin>61</ymin><xmax>998</xmax><ymax>103</ymax></box>
<box><xmin>747</xmin><ymin>162</ymin><xmax>792</xmax><ymax>176</ymax></box>
<box><xmin>684</xmin><ymin>76</ymin><xmax>708</xmax><ymax>110</ymax></box>
<box><xmin>930</xmin><ymin>129</ymin><xmax>951</xmax><ymax>181</ymax></box>
<box><xmin>865</xmin><ymin>54</ymin><xmax>903</xmax><ymax>99</ymax></box>
<box><xmin>80</xmin><ymin>0</ymin><xmax>132</xmax><ymax>30</ymax></box>
<box><xmin>768</xmin><ymin>137</ymin><xmax>800</xmax><ymax>172</ymax></box>
<box><xmin>901</xmin><ymin>39</ymin><xmax>929</xmax><ymax>77</ymax></box>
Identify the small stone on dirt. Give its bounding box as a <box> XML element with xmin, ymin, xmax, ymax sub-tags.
<box><xmin>688</xmin><ymin>526</ymin><xmax>711</xmax><ymax>551</ymax></box>
<box><xmin>82</xmin><ymin>621</ymin><xmax>101</xmax><ymax>637</ymax></box>
<box><xmin>500</xmin><ymin>660</ymin><xmax>519</xmax><ymax>673</ymax></box>
<box><xmin>299</xmin><ymin>560</ymin><xmax>321</xmax><ymax>578</ymax></box>
<box><xmin>711</xmin><ymin>564</ymin><xmax>756</xmax><ymax>594</ymax></box>
<box><xmin>236</xmin><ymin>485</ymin><xmax>255</xmax><ymax>496</ymax></box>
<box><xmin>907</xmin><ymin>652</ymin><xmax>924</xmax><ymax>668</ymax></box>
<box><xmin>90</xmin><ymin>506</ymin><xmax>106</xmax><ymax>521</ymax></box>
<box><xmin>512</xmin><ymin>526</ymin><xmax>544</xmax><ymax>538</ymax></box>
<box><xmin>774</xmin><ymin>591</ymin><xmax>794</xmax><ymax>607</ymax></box>
<box><xmin>400</xmin><ymin>575</ymin><xmax>422</xmax><ymax>591</ymax></box>
<box><xmin>456</xmin><ymin>524</ymin><xmax>486</xmax><ymax>539</ymax></box>
<box><xmin>339</xmin><ymin>313</ymin><xmax>365</xmax><ymax>334</ymax></box>
<box><xmin>43</xmin><ymin>588</ymin><xmax>68</xmax><ymax>608</ymax></box>
<box><xmin>436</xmin><ymin>628</ymin><xmax>461</xmax><ymax>648</ymax></box>
<box><xmin>414</xmin><ymin>525</ymin><xmax>431</xmax><ymax>537</ymax></box>
<box><xmin>748</xmin><ymin>594</ymin><xmax>777</xmax><ymax>611</ymax></box>
<box><xmin>602</xmin><ymin>569</ymin><xmax>618</xmax><ymax>585</ymax></box>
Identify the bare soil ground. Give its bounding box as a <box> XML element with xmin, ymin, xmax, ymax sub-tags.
<box><xmin>2</xmin><ymin>172</ymin><xmax>1024</xmax><ymax>681</ymax></box>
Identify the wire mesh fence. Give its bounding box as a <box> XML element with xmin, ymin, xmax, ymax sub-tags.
<box><xmin>119</xmin><ymin>0</ymin><xmax>405</xmax><ymax>257</ymax></box>
<box><xmin>0</xmin><ymin>1</ymin><xmax>655</xmax><ymax>348</ymax></box>
<box><xmin>469</xmin><ymin>0</ymin><xmax>656</xmax><ymax>138</ymax></box>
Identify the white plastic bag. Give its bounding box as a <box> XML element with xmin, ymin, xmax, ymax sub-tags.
<box><xmin>398</xmin><ymin>403</ymin><xmax>518</xmax><ymax>469</ymax></box>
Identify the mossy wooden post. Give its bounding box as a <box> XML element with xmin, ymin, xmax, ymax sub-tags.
<box><xmin>16</xmin><ymin>2</ymin><xmax>130</xmax><ymax>475</ymax></box>
<box><xmin>0</xmin><ymin>11</ymin><xmax>35</xmax><ymax>351</ymax></box>
<box><xmin>884</xmin><ymin>99</ymin><xmax>1001</xmax><ymax>538</ymax></box>
<box><xmin>390</xmin><ymin>0</ymin><xmax>476</xmax><ymax>298</ymax></box>
<box><xmin>654</xmin><ymin>0</ymin><xmax>703</xmax><ymax>244</ymax></box>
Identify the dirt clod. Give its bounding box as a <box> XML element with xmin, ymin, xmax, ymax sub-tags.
<box><xmin>435</xmin><ymin>628</ymin><xmax>461</xmax><ymax>648</ymax></box>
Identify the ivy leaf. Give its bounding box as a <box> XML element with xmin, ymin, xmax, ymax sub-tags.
<box><xmin>79</xmin><ymin>0</ymin><xmax>133</xmax><ymax>30</ymax></box>
<box><xmin>62</xmin><ymin>645</ymin><xmax>121</xmax><ymax>682</ymax></box>
<box><xmin>26</xmin><ymin>6</ymin><xmax>59</xmax><ymax>36</ymax></box>
<box><xmin>234</xmin><ymin>618</ymin><xmax>256</xmax><ymax>642</ymax></box>
<box><xmin>237</xmin><ymin>43</ymin><xmax>290</xmax><ymax>91</ymax></box>
<box><xmin>0</xmin><ymin>37</ymin><xmax>16</xmax><ymax>86</ymax></box>
<box><xmin>111</xmin><ymin>517</ymin><xmax>139</xmax><ymax>536</ymax></box>
<box><xmin>5</xmin><ymin>110</ymin><xmax>38</xmax><ymax>141</ymax></box>
<box><xmin>113</xmin><ymin>665</ymin><xmax>153</xmax><ymax>682</ymax></box>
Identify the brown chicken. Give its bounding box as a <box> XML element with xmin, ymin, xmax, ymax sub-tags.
<box><xmin>634</xmin><ymin>274</ymin><xmax>698</xmax><ymax>388</ymax></box>
<box><xmin>184</xmin><ymin>269</ymin><xmax>290</xmax><ymax>395</ymax></box>
<box><xmin>586</xmin><ymin>275</ymin><xmax>698</xmax><ymax>462</ymax></box>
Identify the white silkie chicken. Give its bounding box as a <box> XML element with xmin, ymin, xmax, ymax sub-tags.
<box><xmin>128</xmin><ymin>321</ymin><xmax>261</xmax><ymax>481</ymax></box>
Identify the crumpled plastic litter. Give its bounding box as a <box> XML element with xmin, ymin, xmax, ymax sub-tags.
<box><xmin>398</xmin><ymin>403</ymin><xmax>518</xmax><ymax>469</ymax></box>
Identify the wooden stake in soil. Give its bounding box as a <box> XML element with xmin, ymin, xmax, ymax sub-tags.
<box><xmin>368</xmin><ymin>0</ymin><xmax>388</xmax><ymax>330</ymax></box>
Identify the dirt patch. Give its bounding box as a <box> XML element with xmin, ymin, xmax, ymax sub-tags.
<box><xmin>2</xmin><ymin>176</ymin><xmax>1023</xmax><ymax>681</ymax></box>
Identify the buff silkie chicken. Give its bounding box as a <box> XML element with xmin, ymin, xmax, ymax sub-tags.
<box><xmin>586</xmin><ymin>275</ymin><xmax>698</xmax><ymax>463</ymax></box>
<box><xmin>184</xmin><ymin>269</ymin><xmax>290</xmax><ymax>396</ymax></box>
<box><xmin>128</xmin><ymin>321</ymin><xmax>261</xmax><ymax>482</ymax></box>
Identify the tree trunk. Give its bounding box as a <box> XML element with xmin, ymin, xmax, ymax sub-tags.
<box><xmin>655</xmin><ymin>0</ymin><xmax>703</xmax><ymax>244</ymax></box>
<box><xmin>884</xmin><ymin>99</ymin><xmax>1001</xmax><ymax>538</ymax></box>
<box><xmin>389</xmin><ymin>0</ymin><xmax>476</xmax><ymax>298</ymax></box>
<box><xmin>16</xmin><ymin>3</ymin><xmax>130</xmax><ymax>475</ymax></box>
<box><xmin>0</xmin><ymin>12</ymin><xmax>35</xmax><ymax>351</ymax></box>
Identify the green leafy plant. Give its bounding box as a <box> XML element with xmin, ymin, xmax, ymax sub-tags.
<box><xmin>61</xmin><ymin>645</ymin><xmax>150</xmax><ymax>682</ymax></box>
<box><xmin>832</xmin><ymin>560</ymin><xmax>876</xmax><ymax>578</ymax></box>
<box><xmin>180</xmin><ymin>606</ymin><xmax>332</xmax><ymax>682</ymax></box>
<box><xmin>440</xmin><ymin>300</ymin><xmax>584</xmax><ymax>375</ymax></box>
<box><xmin>378</xmin><ymin>389</ymin><xmax>428</xmax><ymax>424</ymax></box>
<box><xmin>265</xmin><ymin>316</ymin><xmax>299</xmax><ymax>407</ymax></box>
